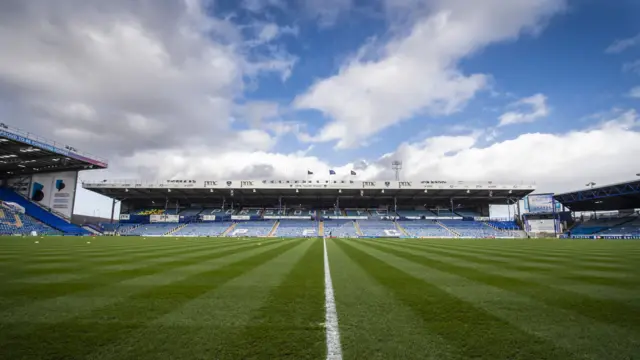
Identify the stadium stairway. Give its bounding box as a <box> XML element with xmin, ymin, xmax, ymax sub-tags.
<box><xmin>436</xmin><ymin>221</ymin><xmax>460</xmax><ymax>237</ymax></box>
<box><xmin>395</xmin><ymin>222</ymin><xmax>410</xmax><ymax>237</ymax></box>
<box><xmin>353</xmin><ymin>221</ymin><xmax>364</xmax><ymax>236</ymax></box>
<box><xmin>118</xmin><ymin>224</ymin><xmax>141</xmax><ymax>235</ymax></box>
<box><xmin>222</xmin><ymin>223</ymin><xmax>237</xmax><ymax>236</ymax></box>
<box><xmin>483</xmin><ymin>222</ymin><xmax>500</xmax><ymax>232</ymax></box>
<box><xmin>318</xmin><ymin>221</ymin><xmax>324</xmax><ymax>237</ymax></box>
<box><xmin>267</xmin><ymin>221</ymin><xmax>280</xmax><ymax>237</ymax></box>
<box><xmin>165</xmin><ymin>224</ymin><xmax>187</xmax><ymax>236</ymax></box>
<box><xmin>82</xmin><ymin>226</ymin><xmax>102</xmax><ymax>235</ymax></box>
<box><xmin>0</xmin><ymin>187</ymin><xmax>89</xmax><ymax>235</ymax></box>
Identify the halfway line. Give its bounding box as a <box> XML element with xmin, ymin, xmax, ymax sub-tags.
<box><xmin>324</xmin><ymin>238</ymin><xmax>343</xmax><ymax>360</ymax></box>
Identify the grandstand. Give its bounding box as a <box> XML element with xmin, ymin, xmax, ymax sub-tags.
<box><xmin>0</xmin><ymin>202</ymin><xmax>61</xmax><ymax>235</ymax></box>
<box><xmin>274</xmin><ymin>220</ymin><xmax>318</xmax><ymax>237</ymax></box>
<box><xmin>554</xmin><ymin>179</ymin><xmax>640</xmax><ymax>239</ymax></box>
<box><xmin>0</xmin><ymin>124</ymin><xmax>107</xmax><ymax>236</ymax></box>
<box><xmin>84</xmin><ymin>179</ymin><xmax>535</xmax><ymax>238</ymax></box>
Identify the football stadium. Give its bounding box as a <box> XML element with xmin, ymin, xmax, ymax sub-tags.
<box><xmin>1</xmin><ymin>124</ymin><xmax>640</xmax><ymax>360</ymax></box>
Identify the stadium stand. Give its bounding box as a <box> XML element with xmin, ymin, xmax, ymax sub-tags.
<box><xmin>235</xmin><ymin>208</ymin><xmax>263</xmax><ymax>216</ymax></box>
<box><xmin>174</xmin><ymin>222</ymin><xmax>232</xmax><ymax>236</ymax></box>
<box><xmin>127</xmin><ymin>223</ymin><xmax>180</xmax><ymax>236</ymax></box>
<box><xmin>317</xmin><ymin>209</ymin><xmax>344</xmax><ymax>217</ymax></box>
<box><xmin>399</xmin><ymin>220</ymin><xmax>454</xmax><ymax>237</ymax></box>
<box><xmin>432</xmin><ymin>209</ymin><xmax>457</xmax><ymax>217</ymax></box>
<box><xmin>135</xmin><ymin>209</ymin><xmax>164</xmax><ymax>215</ymax></box>
<box><xmin>323</xmin><ymin>220</ymin><xmax>359</xmax><ymax>237</ymax></box>
<box><xmin>114</xmin><ymin>224</ymin><xmax>141</xmax><ymax>235</ymax></box>
<box><xmin>358</xmin><ymin>220</ymin><xmax>401</xmax><ymax>237</ymax></box>
<box><xmin>262</xmin><ymin>208</ymin><xmax>289</xmax><ymax>216</ymax></box>
<box><xmin>396</xmin><ymin>209</ymin><xmax>435</xmax><ymax>218</ymax></box>
<box><xmin>0</xmin><ymin>205</ymin><xmax>61</xmax><ymax>235</ymax></box>
<box><xmin>0</xmin><ymin>188</ymin><xmax>88</xmax><ymax>235</ymax></box>
<box><xmin>84</xmin><ymin>179</ymin><xmax>536</xmax><ymax>238</ymax></box>
<box><xmin>487</xmin><ymin>220</ymin><xmax>520</xmax><ymax>230</ymax></box>
<box><xmin>345</xmin><ymin>209</ymin><xmax>369</xmax><ymax>216</ymax></box>
<box><xmin>82</xmin><ymin>223</ymin><xmax>103</xmax><ymax>235</ymax></box>
<box><xmin>368</xmin><ymin>209</ymin><xmax>392</xmax><ymax>218</ymax></box>
<box><xmin>455</xmin><ymin>209</ymin><xmax>481</xmax><ymax>217</ymax></box>
<box><xmin>274</xmin><ymin>220</ymin><xmax>318</xmax><ymax>237</ymax></box>
<box><xmin>99</xmin><ymin>223</ymin><xmax>119</xmax><ymax>233</ymax></box>
<box><xmin>439</xmin><ymin>219</ymin><xmax>500</xmax><ymax>238</ymax></box>
<box><xmin>179</xmin><ymin>208</ymin><xmax>203</xmax><ymax>216</ymax></box>
<box><xmin>597</xmin><ymin>217</ymin><xmax>640</xmax><ymax>236</ymax></box>
<box><xmin>229</xmin><ymin>221</ymin><xmax>276</xmax><ymax>237</ymax></box>
<box><xmin>287</xmin><ymin>208</ymin><xmax>316</xmax><ymax>216</ymax></box>
<box><xmin>569</xmin><ymin>217</ymin><xmax>631</xmax><ymax>235</ymax></box>
<box><xmin>202</xmin><ymin>208</ymin><xmax>236</xmax><ymax>216</ymax></box>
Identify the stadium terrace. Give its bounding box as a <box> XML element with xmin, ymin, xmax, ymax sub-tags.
<box><xmin>80</xmin><ymin>179</ymin><xmax>535</xmax><ymax>238</ymax></box>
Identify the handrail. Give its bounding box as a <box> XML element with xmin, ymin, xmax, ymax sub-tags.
<box><xmin>0</xmin><ymin>123</ymin><xmax>108</xmax><ymax>165</ymax></box>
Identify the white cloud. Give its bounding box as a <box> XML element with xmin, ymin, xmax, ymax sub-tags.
<box><xmin>623</xmin><ymin>60</ymin><xmax>640</xmax><ymax>74</ymax></box>
<box><xmin>304</xmin><ymin>0</ymin><xmax>353</xmax><ymax>27</ymax></box>
<box><xmin>235</xmin><ymin>101</ymin><xmax>280</xmax><ymax>126</ymax></box>
<box><xmin>629</xmin><ymin>87</ymin><xmax>640</xmax><ymax>99</ymax></box>
<box><xmin>75</xmin><ymin>108</ymin><xmax>640</xmax><ymax>214</ymax></box>
<box><xmin>87</xmin><ymin>108</ymin><xmax>640</xmax><ymax>190</ymax></box>
<box><xmin>242</xmin><ymin>0</ymin><xmax>286</xmax><ymax>13</ymax></box>
<box><xmin>0</xmin><ymin>0</ymin><xmax>296</xmax><ymax>157</ymax></box>
<box><xmin>606</xmin><ymin>33</ymin><xmax>640</xmax><ymax>54</ymax></box>
<box><xmin>498</xmin><ymin>93</ymin><xmax>549</xmax><ymax>127</ymax></box>
<box><xmin>294</xmin><ymin>0</ymin><xmax>565</xmax><ymax>148</ymax></box>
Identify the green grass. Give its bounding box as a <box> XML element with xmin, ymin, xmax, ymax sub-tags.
<box><xmin>1</xmin><ymin>236</ymin><xmax>639</xmax><ymax>359</ymax></box>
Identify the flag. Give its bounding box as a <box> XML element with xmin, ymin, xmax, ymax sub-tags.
<box><xmin>329</xmin><ymin>170</ymin><xmax>336</xmax><ymax>175</ymax></box>
<box><xmin>350</xmin><ymin>170</ymin><xmax>356</xmax><ymax>175</ymax></box>
<box><xmin>307</xmin><ymin>170</ymin><xmax>313</xmax><ymax>175</ymax></box>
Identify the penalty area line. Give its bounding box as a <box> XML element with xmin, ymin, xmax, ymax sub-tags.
<box><xmin>324</xmin><ymin>238</ymin><xmax>343</xmax><ymax>360</ymax></box>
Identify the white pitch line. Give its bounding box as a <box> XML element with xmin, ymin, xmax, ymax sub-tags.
<box><xmin>324</xmin><ymin>238</ymin><xmax>343</xmax><ymax>360</ymax></box>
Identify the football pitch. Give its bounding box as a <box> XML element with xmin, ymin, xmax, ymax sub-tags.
<box><xmin>1</xmin><ymin>236</ymin><xmax>639</xmax><ymax>360</ymax></box>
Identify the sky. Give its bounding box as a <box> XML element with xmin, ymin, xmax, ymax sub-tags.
<box><xmin>0</xmin><ymin>0</ymin><xmax>639</xmax><ymax>217</ymax></box>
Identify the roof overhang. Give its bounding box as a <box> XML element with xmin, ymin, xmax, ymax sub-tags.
<box><xmin>553</xmin><ymin>180</ymin><xmax>640</xmax><ymax>211</ymax></box>
<box><xmin>0</xmin><ymin>125</ymin><xmax>107</xmax><ymax>176</ymax></box>
<box><xmin>83</xmin><ymin>179</ymin><xmax>536</xmax><ymax>202</ymax></box>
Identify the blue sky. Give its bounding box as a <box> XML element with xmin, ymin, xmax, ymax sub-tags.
<box><xmin>234</xmin><ymin>0</ymin><xmax>640</xmax><ymax>162</ymax></box>
<box><xmin>0</xmin><ymin>0</ymin><xmax>639</xmax><ymax>216</ymax></box>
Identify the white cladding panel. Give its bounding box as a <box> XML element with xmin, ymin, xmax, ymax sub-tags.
<box><xmin>29</xmin><ymin>171</ymin><xmax>77</xmax><ymax>218</ymax></box>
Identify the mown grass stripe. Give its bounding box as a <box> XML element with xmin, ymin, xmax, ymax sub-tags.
<box><xmin>328</xmin><ymin>239</ymin><xmax>458</xmax><ymax>360</ymax></box>
<box><xmin>411</xmin><ymin>238</ymin><xmax>638</xmax><ymax>258</ymax></box>
<box><xmin>365</xmin><ymin>240</ymin><xmax>640</xmax><ymax>333</ymax></box>
<box><xmin>398</xmin><ymin>239</ymin><xmax>638</xmax><ymax>269</ymax></box>
<box><xmin>0</xmin><ymin>237</ymin><xmax>248</xmax><ymax>263</ymax></box>
<box><xmin>417</xmin><ymin>240</ymin><xmax>638</xmax><ymax>272</ymax></box>
<box><xmin>350</xmin><ymin>240</ymin><xmax>640</xmax><ymax>359</ymax></box>
<box><xmin>1</xmin><ymin>238</ymin><xmax>243</xmax><ymax>273</ymax></box>
<box><xmin>86</xmin><ymin>239</ymin><xmax>314</xmax><ymax>360</ymax></box>
<box><xmin>0</xmin><ymin>239</ymin><xmax>284</xmax><ymax>321</ymax></box>
<box><xmin>212</xmin><ymin>238</ymin><xmax>325</xmax><ymax>359</ymax></box>
<box><xmin>378</xmin><ymin>240</ymin><xmax>640</xmax><ymax>303</ymax></box>
<box><xmin>0</xmin><ymin>239</ymin><xmax>280</xmax><ymax>301</ymax></box>
<box><xmin>335</xmin><ymin>239</ymin><xmax>582</xmax><ymax>360</ymax></box>
<box><xmin>5</xmin><ymin>238</ymin><xmax>257</xmax><ymax>278</ymax></box>
<box><xmin>377</xmin><ymin>239</ymin><xmax>640</xmax><ymax>290</ymax></box>
<box><xmin>0</xmin><ymin>240</ymin><xmax>301</xmax><ymax>360</ymax></box>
